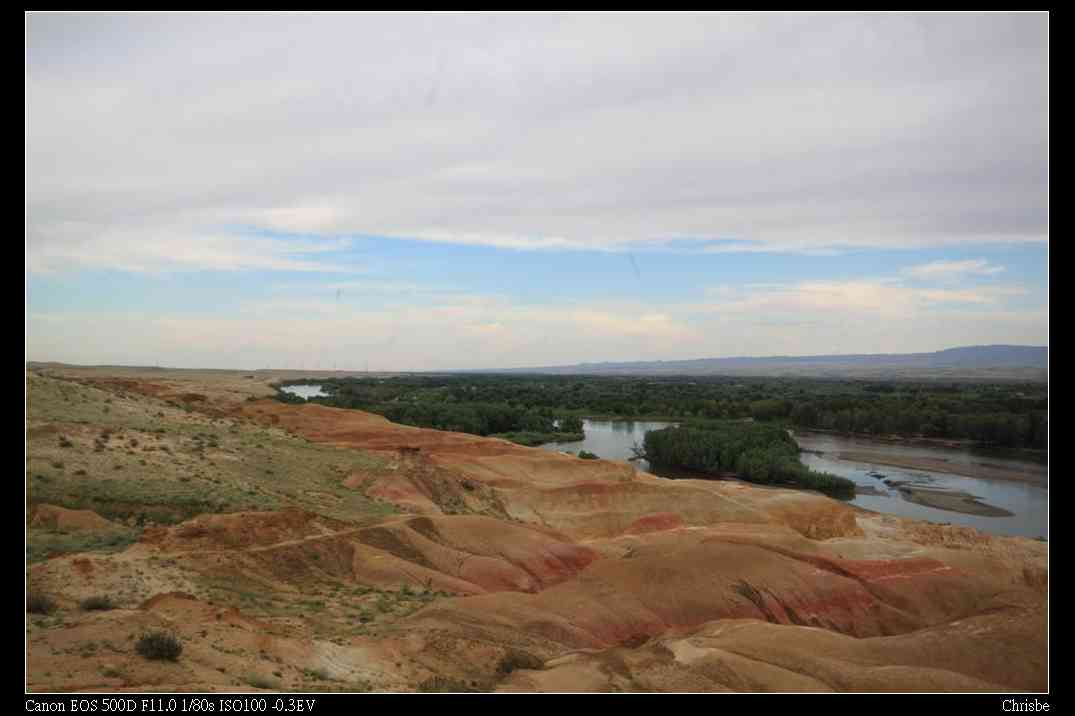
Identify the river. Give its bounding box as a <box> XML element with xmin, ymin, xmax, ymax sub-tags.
<box><xmin>540</xmin><ymin>420</ymin><xmax>1047</xmax><ymax>540</ymax></box>
<box><xmin>541</xmin><ymin>419</ymin><xmax>678</xmax><ymax>473</ymax></box>
<box><xmin>794</xmin><ymin>430</ymin><xmax>1046</xmax><ymax>540</ymax></box>
<box><xmin>279</xmin><ymin>384</ymin><xmax>328</xmax><ymax>399</ymax></box>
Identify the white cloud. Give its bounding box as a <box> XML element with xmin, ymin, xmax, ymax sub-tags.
<box><xmin>24</xmin><ymin>14</ymin><xmax>1048</xmax><ymax>369</ymax></box>
<box><xmin>697</xmin><ymin>278</ymin><xmax>1034</xmax><ymax>328</ymax></box>
<box><xmin>26</xmin><ymin>275</ymin><xmax>1045</xmax><ymax>370</ymax></box>
<box><xmin>27</xmin><ymin>12</ymin><xmax>1048</xmax><ymax>265</ymax></box>
<box><xmin>26</xmin><ymin>224</ymin><xmax>359</xmax><ymax>275</ymax></box>
<box><xmin>903</xmin><ymin>258</ymin><xmax>1006</xmax><ymax>280</ymax></box>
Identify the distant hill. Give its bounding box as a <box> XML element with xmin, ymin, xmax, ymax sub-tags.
<box><xmin>484</xmin><ymin>345</ymin><xmax>1048</xmax><ymax>381</ymax></box>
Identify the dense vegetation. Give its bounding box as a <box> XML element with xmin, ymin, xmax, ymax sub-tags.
<box><xmin>642</xmin><ymin>421</ymin><xmax>856</xmax><ymax>497</ymax></box>
<box><xmin>278</xmin><ymin>374</ymin><xmax>1047</xmax><ymax>450</ymax></box>
<box><xmin>278</xmin><ymin>380</ymin><xmax>585</xmax><ymax>444</ymax></box>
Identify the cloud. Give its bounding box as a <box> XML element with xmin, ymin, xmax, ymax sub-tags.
<box><xmin>27</xmin><ymin>273</ymin><xmax>1045</xmax><ymax>370</ymax></box>
<box><xmin>699</xmin><ymin>278</ymin><xmax>1031</xmax><ymax>324</ymax></box>
<box><xmin>902</xmin><ymin>258</ymin><xmax>1006</xmax><ymax>280</ymax></box>
<box><xmin>27</xmin><ymin>271</ymin><xmax>714</xmax><ymax>369</ymax></box>
<box><xmin>26</xmin><ymin>223</ymin><xmax>359</xmax><ymax>275</ymax></box>
<box><xmin>25</xmin><ymin>14</ymin><xmax>1048</xmax><ymax>369</ymax></box>
<box><xmin>27</xmin><ymin>12</ymin><xmax>1048</xmax><ymax>265</ymax></box>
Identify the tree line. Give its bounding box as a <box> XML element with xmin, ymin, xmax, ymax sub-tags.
<box><xmin>275</xmin><ymin>374</ymin><xmax>1047</xmax><ymax>450</ymax></box>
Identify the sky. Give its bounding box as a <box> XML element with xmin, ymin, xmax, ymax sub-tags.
<box><xmin>26</xmin><ymin>12</ymin><xmax>1048</xmax><ymax>371</ymax></box>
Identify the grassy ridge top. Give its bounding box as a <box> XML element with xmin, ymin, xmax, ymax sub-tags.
<box><xmin>26</xmin><ymin>373</ymin><xmax>397</xmax><ymax>563</ymax></box>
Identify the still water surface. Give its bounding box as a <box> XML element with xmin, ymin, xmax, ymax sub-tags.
<box><xmin>279</xmin><ymin>384</ymin><xmax>328</xmax><ymax>399</ymax></box>
<box><xmin>542</xmin><ymin>419</ymin><xmax>678</xmax><ymax>473</ymax></box>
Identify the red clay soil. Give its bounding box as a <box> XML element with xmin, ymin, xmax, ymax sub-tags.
<box><xmin>31</xmin><ymin>504</ymin><xmax>123</xmax><ymax>532</ymax></box>
<box><xmin>26</xmin><ymin>385</ymin><xmax>1048</xmax><ymax>692</ymax></box>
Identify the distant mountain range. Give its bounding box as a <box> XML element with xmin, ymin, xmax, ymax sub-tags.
<box><xmin>483</xmin><ymin>345</ymin><xmax>1048</xmax><ymax>381</ymax></box>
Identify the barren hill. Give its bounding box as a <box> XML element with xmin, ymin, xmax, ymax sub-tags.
<box><xmin>25</xmin><ymin>366</ymin><xmax>1047</xmax><ymax>692</ymax></box>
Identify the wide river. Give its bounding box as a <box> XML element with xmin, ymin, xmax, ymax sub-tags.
<box><xmin>541</xmin><ymin>420</ymin><xmax>1048</xmax><ymax>540</ymax></box>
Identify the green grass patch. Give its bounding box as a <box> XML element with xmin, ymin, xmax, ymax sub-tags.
<box><xmin>26</xmin><ymin>528</ymin><xmax>140</xmax><ymax>564</ymax></box>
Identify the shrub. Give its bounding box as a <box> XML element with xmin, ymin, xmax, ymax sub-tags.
<box><xmin>135</xmin><ymin>631</ymin><xmax>183</xmax><ymax>661</ymax></box>
<box><xmin>578</xmin><ymin>450</ymin><xmax>599</xmax><ymax>460</ymax></box>
<box><xmin>80</xmin><ymin>596</ymin><xmax>115</xmax><ymax>611</ymax></box>
<box><xmin>496</xmin><ymin>649</ymin><xmax>544</xmax><ymax>675</ymax></box>
<box><xmin>244</xmin><ymin>673</ymin><xmax>281</xmax><ymax>690</ymax></box>
<box><xmin>27</xmin><ymin>593</ymin><xmax>57</xmax><ymax>614</ymax></box>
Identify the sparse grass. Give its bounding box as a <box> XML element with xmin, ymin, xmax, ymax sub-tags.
<box><xmin>26</xmin><ymin>373</ymin><xmax>395</xmax><ymax>527</ymax></box>
<box><xmin>135</xmin><ymin>631</ymin><xmax>183</xmax><ymax>661</ymax></box>
<box><xmin>244</xmin><ymin>673</ymin><xmax>281</xmax><ymax>690</ymax></box>
<box><xmin>25</xmin><ymin>372</ymin><xmax>427</xmax><ymax>676</ymax></box>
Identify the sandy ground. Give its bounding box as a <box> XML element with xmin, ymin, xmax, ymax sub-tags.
<box><xmin>838</xmin><ymin>451</ymin><xmax>1047</xmax><ymax>487</ymax></box>
<box><xmin>885</xmin><ymin>484</ymin><xmax>1015</xmax><ymax>517</ymax></box>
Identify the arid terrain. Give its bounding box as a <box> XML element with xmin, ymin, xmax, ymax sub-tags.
<box><xmin>25</xmin><ymin>365</ymin><xmax>1048</xmax><ymax>692</ymax></box>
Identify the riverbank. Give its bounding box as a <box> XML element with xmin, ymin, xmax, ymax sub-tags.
<box><xmin>886</xmin><ymin>482</ymin><xmax>1015</xmax><ymax>517</ymax></box>
<box><xmin>794</xmin><ymin>427</ymin><xmax>1048</xmax><ymax>461</ymax></box>
<box><xmin>837</xmin><ymin>450</ymin><xmax>1047</xmax><ymax>487</ymax></box>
